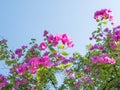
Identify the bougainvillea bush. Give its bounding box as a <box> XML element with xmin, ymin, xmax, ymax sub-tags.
<box><xmin>0</xmin><ymin>9</ymin><xmax>120</xmax><ymax>90</ymax></box>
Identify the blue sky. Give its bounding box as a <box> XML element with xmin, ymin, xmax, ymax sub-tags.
<box><xmin>1</xmin><ymin>0</ymin><xmax>120</xmax><ymax>55</ymax></box>
<box><xmin>1</xmin><ymin>0</ymin><xmax>120</xmax><ymax>89</ymax></box>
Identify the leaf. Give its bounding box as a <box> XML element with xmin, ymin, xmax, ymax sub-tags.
<box><xmin>5</xmin><ymin>60</ymin><xmax>16</xmax><ymax>66</ymax></box>
<box><xmin>64</xmin><ymin>63</ymin><xmax>72</xmax><ymax>68</ymax></box>
<box><xmin>103</xmin><ymin>21</ymin><xmax>107</xmax><ymax>25</ymax></box>
<box><xmin>0</xmin><ymin>55</ymin><xmax>5</xmax><ymax>60</ymax></box>
<box><xmin>49</xmin><ymin>46</ymin><xmax>57</xmax><ymax>54</ymax></box>
<box><xmin>58</xmin><ymin>44</ymin><xmax>65</xmax><ymax>49</ymax></box>
<box><xmin>61</xmin><ymin>51</ymin><xmax>68</xmax><ymax>56</ymax></box>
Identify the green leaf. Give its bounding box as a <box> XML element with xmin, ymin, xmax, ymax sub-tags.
<box><xmin>5</xmin><ymin>60</ymin><xmax>16</xmax><ymax>66</ymax></box>
<box><xmin>49</xmin><ymin>46</ymin><xmax>56</xmax><ymax>54</ymax></box>
<box><xmin>61</xmin><ymin>51</ymin><xmax>68</xmax><ymax>56</ymax></box>
<box><xmin>103</xmin><ymin>21</ymin><xmax>107</xmax><ymax>25</ymax></box>
<box><xmin>58</xmin><ymin>44</ymin><xmax>65</xmax><ymax>49</ymax></box>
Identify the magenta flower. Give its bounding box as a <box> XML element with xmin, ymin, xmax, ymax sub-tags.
<box><xmin>47</xmin><ymin>34</ymin><xmax>60</xmax><ymax>46</ymax></box>
<box><xmin>110</xmin><ymin>41</ymin><xmax>117</xmax><ymax>50</ymax></box>
<box><xmin>99</xmin><ymin>33</ymin><xmax>103</xmax><ymax>37</ymax></box>
<box><xmin>16</xmin><ymin>63</ymin><xmax>29</xmax><ymax>75</ymax></box>
<box><xmin>29</xmin><ymin>57</ymin><xmax>41</xmax><ymax>74</ymax></box>
<box><xmin>41</xmin><ymin>55</ymin><xmax>52</xmax><ymax>67</ymax></box>
<box><xmin>74</xmin><ymin>81</ymin><xmax>80</xmax><ymax>89</ymax></box>
<box><xmin>29</xmin><ymin>56</ymin><xmax>52</xmax><ymax>74</ymax></box>
<box><xmin>11</xmin><ymin>54</ymin><xmax>15</xmax><ymax>59</ymax></box>
<box><xmin>94</xmin><ymin>9</ymin><xmax>113</xmax><ymax>21</ymax></box>
<box><xmin>104</xmin><ymin>57</ymin><xmax>116</xmax><ymax>64</ymax></box>
<box><xmin>30</xmin><ymin>69</ymin><xmax>37</xmax><ymax>74</ymax></box>
<box><xmin>0</xmin><ymin>74</ymin><xmax>7</xmax><ymax>88</ymax></box>
<box><xmin>21</xmin><ymin>78</ymin><xmax>27</xmax><ymax>84</ymax></box>
<box><xmin>90</xmin><ymin>54</ymin><xmax>116</xmax><ymax>64</ymax></box>
<box><xmin>43</xmin><ymin>30</ymin><xmax>48</xmax><ymax>36</ymax></box>
<box><xmin>39</xmin><ymin>42</ymin><xmax>47</xmax><ymax>50</ymax></box>
<box><xmin>61</xmin><ymin>34</ymin><xmax>74</xmax><ymax>47</ymax></box>
<box><xmin>47</xmin><ymin>34</ymin><xmax>54</xmax><ymax>43</ymax></box>
<box><xmin>21</xmin><ymin>45</ymin><xmax>28</xmax><ymax>49</ymax></box>
<box><xmin>1</xmin><ymin>39</ymin><xmax>7</xmax><ymax>43</ymax></box>
<box><xmin>15</xmin><ymin>49</ymin><xmax>22</xmax><ymax>58</ymax></box>
<box><xmin>90</xmin><ymin>44</ymin><xmax>99</xmax><ymax>50</ymax></box>
<box><xmin>104</xmin><ymin>28</ymin><xmax>109</xmax><ymax>32</ymax></box>
<box><xmin>33</xmin><ymin>44</ymin><xmax>38</xmax><ymax>49</ymax></box>
<box><xmin>112</xmin><ymin>27</ymin><xmax>120</xmax><ymax>41</ymax></box>
<box><xmin>61</xmin><ymin>34</ymin><xmax>69</xmax><ymax>45</ymax></box>
<box><xmin>65</xmin><ymin>69</ymin><xmax>71</xmax><ymax>74</ymax></box>
<box><xmin>84</xmin><ymin>65</ymin><xmax>90</xmax><ymax>72</ymax></box>
<box><xmin>69</xmin><ymin>73</ymin><xmax>74</xmax><ymax>79</ymax></box>
<box><xmin>99</xmin><ymin>45</ymin><xmax>105</xmax><ymax>50</ymax></box>
<box><xmin>14</xmin><ymin>78</ymin><xmax>27</xmax><ymax>90</ymax></box>
<box><xmin>29</xmin><ymin>57</ymin><xmax>41</xmax><ymax>69</ymax></box>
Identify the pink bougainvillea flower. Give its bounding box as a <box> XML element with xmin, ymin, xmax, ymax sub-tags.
<box><xmin>30</xmin><ymin>69</ymin><xmax>37</xmax><ymax>74</ymax></box>
<box><xmin>61</xmin><ymin>34</ymin><xmax>69</xmax><ymax>45</ymax></box>
<box><xmin>104</xmin><ymin>57</ymin><xmax>116</xmax><ymax>64</ymax></box>
<box><xmin>112</xmin><ymin>26</ymin><xmax>120</xmax><ymax>41</ymax></box>
<box><xmin>0</xmin><ymin>74</ymin><xmax>7</xmax><ymax>88</ymax></box>
<box><xmin>47</xmin><ymin>34</ymin><xmax>60</xmax><ymax>46</ymax></box>
<box><xmin>90</xmin><ymin>54</ymin><xmax>116</xmax><ymax>64</ymax></box>
<box><xmin>61</xmin><ymin>34</ymin><xmax>74</xmax><ymax>47</ymax></box>
<box><xmin>29</xmin><ymin>57</ymin><xmax>41</xmax><ymax>69</ymax></box>
<box><xmin>39</xmin><ymin>42</ymin><xmax>47</xmax><ymax>50</ymax></box>
<box><xmin>67</xmin><ymin>40</ymin><xmax>74</xmax><ymax>47</ymax></box>
<box><xmin>41</xmin><ymin>55</ymin><xmax>52</xmax><ymax>67</ymax></box>
<box><xmin>47</xmin><ymin>34</ymin><xmax>54</xmax><ymax>43</ymax></box>
<box><xmin>29</xmin><ymin>56</ymin><xmax>52</xmax><ymax>74</ymax></box>
<box><xmin>43</xmin><ymin>30</ymin><xmax>48</xmax><ymax>36</ymax></box>
<box><xmin>69</xmin><ymin>73</ymin><xmax>74</xmax><ymax>79</ymax></box>
<box><xmin>16</xmin><ymin>63</ymin><xmax>29</xmax><ymax>75</ymax></box>
<box><xmin>11</xmin><ymin>54</ymin><xmax>15</xmax><ymax>59</ymax></box>
<box><xmin>84</xmin><ymin>64</ymin><xmax>90</xmax><ymax>72</ymax></box>
<box><xmin>15</xmin><ymin>49</ymin><xmax>22</xmax><ymax>58</ymax></box>
<box><xmin>21</xmin><ymin>45</ymin><xmax>28</xmax><ymax>49</ymax></box>
<box><xmin>1</xmin><ymin>39</ymin><xmax>7</xmax><ymax>43</ymax></box>
<box><xmin>109</xmin><ymin>41</ymin><xmax>117</xmax><ymax>50</ymax></box>
<box><xmin>65</xmin><ymin>69</ymin><xmax>71</xmax><ymax>74</ymax></box>
<box><xmin>99</xmin><ymin>45</ymin><xmax>105</xmax><ymax>50</ymax></box>
<box><xmin>90</xmin><ymin>44</ymin><xmax>99</xmax><ymax>50</ymax></box>
<box><xmin>29</xmin><ymin>57</ymin><xmax>41</xmax><ymax>74</ymax></box>
<box><xmin>14</xmin><ymin>78</ymin><xmax>27</xmax><ymax>90</ymax></box>
<box><xmin>94</xmin><ymin>9</ymin><xmax>113</xmax><ymax>21</ymax></box>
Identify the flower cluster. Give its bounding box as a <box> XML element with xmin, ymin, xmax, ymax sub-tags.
<box><xmin>90</xmin><ymin>54</ymin><xmax>116</xmax><ymax>64</ymax></box>
<box><xmin>84</xmin><ymin>64</ymin><xmax>90</xmax><ymax>72</ymax></box>
<box><xmin>1</xmin><ymin>39</ymin><xmax>7</xmax><ymax>43</ymax></box>
<box><xmin>109</xmin><ymin>41</ymin><xmax>117</xmax><ymax>50</ymax></box>
<box><xmin>44</xmin><ymin>30</ymin><xmax>74</xmax><ymax>48</ymax></box>
<box><xmin>94</xmin><ymin>9</ymin><xmax>113</xmax><ymax>21</ymax></box>
<box><xmin>0</xmin><ymin>74</ymin><xmax>7</xmax><ymax>88</ymax></box>
<box><xmin>74</xmin><ymin>76</ymin><xmax>93</xmax><ymax>89</ymax></box>
<box><xmin>112</xmin><ymin>25</ymin><xmax>120</xmax><ymax>41</ymax></box>
<box><xmin>90</xmin><ymin>44</ymin><xmax>105</xmax><ymax>51</ymax></box>
<box><xmin>29</xmin><ymin>56</ymin><xmax>52</xmax><ymax>74</ymax></box>
<box><xmin>15</xmin><ymin>49</ymin><xmax>22</xmax><ymax>58</ymax></box>
<box><xmin>14</xmin><ymin>78</ymin><xmax>27</xmax><ymax>90</ymax></box>
<box><xmin>1</xmin><ymin>9</ymin><xmax>120</xmax><ymax>89</ymax></box>
<box><xmin>16</xmin><ymin>63</ymin><xmax>29</xmax><ymax>75</ymax></box>
<box><xmin>39</xmin><ymin>42</ymin><xmax>47</xmax><ymax>50</ymax></box>
<box><xmin>65</xmin><ymin>69</ymin><xmax>74</xmax><ymax>79</ymax></box>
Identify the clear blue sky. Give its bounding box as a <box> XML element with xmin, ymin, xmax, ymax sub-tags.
<box><xmin>1</xmin><ymin>0</ymin><xmax>120</xmax><ymax>54</ymax></box>
<box><xmin>1</xmin><ymin>0</ymin><xmax>120</xmax><ymax>80</ymax></box>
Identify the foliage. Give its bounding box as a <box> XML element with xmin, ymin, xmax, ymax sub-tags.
<box><xmin>0</xmin><ymin>8</ymin><xmax>120</xmax><ymax>90</ymax></box>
